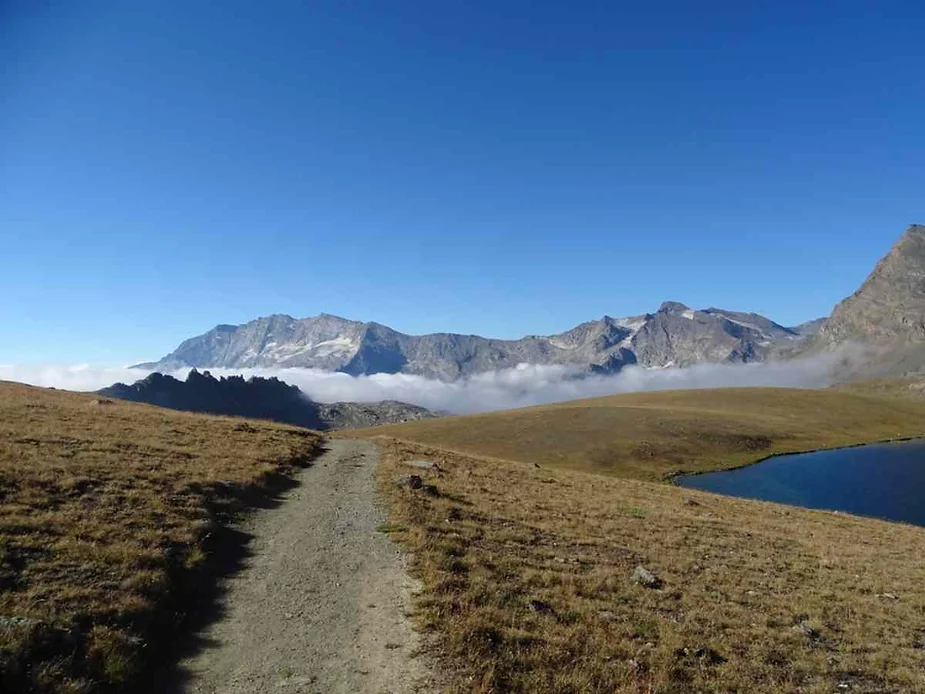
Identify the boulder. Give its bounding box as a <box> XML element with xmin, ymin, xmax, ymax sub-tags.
<box><xmin>395</xmin><ymin>475</ymin><xmax>423</xmax><ymax>490</ymax></box>
<box><xmin>394</xmin><ymin>475</ymin><xmax>439</xmax><ymax>496</ymax></box>
<box><xmin>527</xmin><ymin>599</ymin><xmax>554</xmax><ymax>615</ymax></box>
<box><xmin>792</xmin><ymin>622</ymin><xmax>820</xmax><ymax>640</ymax></box>
<box><xmin>631</xmin><ymin>565</ymin><xmax>662</xmax><ymax>589</ymax></box>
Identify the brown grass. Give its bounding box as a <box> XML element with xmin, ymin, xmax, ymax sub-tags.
<box><xmin>355</xmin><ymin>387</ymin><xmax>925</xmax><ymax>692</ymax></box>
<box><xmin>832</xmin><ymin>377</ymin><xmax>925</xmax><ymax>401</ymax></box>
<box><xmin>359</xmin><ymin>387</ymin><xmax>925</xmax><ymax>480</ymax></box>
<box><xmin>0</xmin><ymin>381</ymin><xmax>322</xmax><ymax>693</ymax></box>
<box><xmin>377</xmin><ymin>438</ymin><xmax>925</xmax><ymax>693</ymax></box>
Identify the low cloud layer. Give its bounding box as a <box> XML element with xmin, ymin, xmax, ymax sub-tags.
<box><xmin>0</xmin><ymin>365</ymin><xmax>153</xmax><ymax>393</ymax></box>
<box><xmin>1</xmin><ymin>352</ymin><xmax>846</xmax><ymax>415</ymax></box>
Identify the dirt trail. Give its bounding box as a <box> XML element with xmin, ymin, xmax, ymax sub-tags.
<box><xmin>173</xmin><ymin>438</ymin><xmax>432</xmax><ymax>694</ymax></box>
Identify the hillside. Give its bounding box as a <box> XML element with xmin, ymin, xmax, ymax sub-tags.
<box><xmin>820</xmin><ymin>224</ymin><xmax>925</xmax><ymax>347</ymax></box>
<box><xmin>99</xmin><ymin>370</ymin><xmax>438</xmax><ymax>431</ymax></box>
<box><xmin>376</xmin><ymin>437</ymin><xmax>925</xmax><ymax>693</ymax></box>
<box><xmin>356</xmin><ymin>387</ymin><xmax>925</xmax><ymax>479</ymax></box>
<box><xmin>832</xmin><ymin>377</ymin><xmax>925</xmax><ymax>400</ymax></box>
<box><xmin>808</xmin><ymin>224</ymin><xmax>925</xmax><ymax>378</ymax></box>
<box><xmin>0</xmin><ymin>381</ymin><xmax>322</xmax><ymax>693</ymax></box>
<box><xmin>136</xmin><ymin>303</ymin><xmax>818</xmax><ymax>379</ymax></box>
<box><xmin>357</xmin><ymin>387</ymin><xmax>925</xmax><ymax>691</ymax></box>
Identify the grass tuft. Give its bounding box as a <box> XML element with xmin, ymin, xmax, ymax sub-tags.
<box><xmin>376</xmin><ymin>522</ymin><xmax>407</xmax><ymax>534</ymax></box>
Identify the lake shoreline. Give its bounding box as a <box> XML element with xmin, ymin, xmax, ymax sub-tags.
<box><xmin>674</xmin><ymin>435</ymin><xmax>925</xmax><ymax>528</ymax></box>
<box><xmin>669</xmin><ymin>433</ymin><xmax>925</xmax><ymax>485</ymax></box>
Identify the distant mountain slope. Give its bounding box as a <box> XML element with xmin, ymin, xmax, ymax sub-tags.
<box><xmin>98</xmin><ymin>370</ymin><xmax>438</xmax><ymax>431</ymax></box>
<box><xmin>791</xmin><ymin>317</ymin><xmax>828</xmax><ymax>337</ymax></box>
<box><xmin>820</xmin><ymin>225</ymin><xmax>925</xmax><ymax>345</ymax></box>
<box><xmin>809</xmin><ymin>224</ymin><xmax>925</xmax><ymax>377</ymax></box>
<box><xmin>137</xmin><ymin>303</ymin><xmax>817</xmax><ymax>380</ymax></box>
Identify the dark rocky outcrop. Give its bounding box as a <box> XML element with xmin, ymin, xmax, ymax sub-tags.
<box><xmin>98</xmin><ymin>371</ymin><xmax>438</xmax><ymax>431</ymax></box>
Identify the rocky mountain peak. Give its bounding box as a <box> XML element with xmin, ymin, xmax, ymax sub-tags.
<box><xmin>820</xmin><ymin>224</ymin><xmax>925</xmax><ymax>346</ymax></box>
<box><xmin>658</xmin><ymin>301</ymin><xmax>692</xmax><ymax>313</ymax></box>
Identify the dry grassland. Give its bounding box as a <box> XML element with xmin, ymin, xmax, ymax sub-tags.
<box><xmin>358</xmin><ymin>387</ymin><xmax>925</xmax><ymax>692</ymax></box>
<box><xmin>832</xmin><ymin>378</ymin><xmax>925</xmax><ymax>401</ymax></box>
<box><xmin>364</xmin><ymin>387</ymin><xmax>925</xmax><ymax>480</ymax></box>
<box><xmin>0</xmin><ymin>381</ymin><xmax>322</xmax><ymax>693</ymax></box>
<box><xmin>378</xmin><ymin>437</ymin><xmax>925</xmax><ymax>693</ymax></box>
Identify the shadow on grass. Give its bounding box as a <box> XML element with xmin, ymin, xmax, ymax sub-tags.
<box><xmin>140</xmin><ymin>469</ymin><xmax>304</xmax><ymax>693</ymax></box>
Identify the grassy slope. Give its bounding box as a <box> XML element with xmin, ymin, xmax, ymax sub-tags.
<box><xmin>832</xmin><ymin>377</ymin><xmax>925</xmax><ymax>401</ymax></box>
<box><xmin>378</xmin><ymin>439</ymin><xmax>925</xmax><ymax>693</ymax></box>
<box><xmin>357</xmin><ymin>388</ymin><xmax>925</xmax><ymax>692</ymax></box>
<box><xmin>0</xmin><ymin>381</ymin><xmax>322</xmax><ymax>693</ymax></box>
<box><xmin>360</xmin><ymin>387</ymin><xmax>925</xmax><ymax>479</ymax></box>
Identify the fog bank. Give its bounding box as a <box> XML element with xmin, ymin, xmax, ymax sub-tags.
<box><xmin>1</xmin><ymin>351</ymin><xmax>846</xmax><ymax>414</ymax></box>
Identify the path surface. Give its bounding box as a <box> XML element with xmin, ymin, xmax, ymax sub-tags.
<box><xmin>174</xmin><ymin>439</ymin><xmax>431</xmax><ymax>694</ymax></box>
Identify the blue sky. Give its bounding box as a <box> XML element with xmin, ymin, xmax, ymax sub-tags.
<box><xmin>1</xmin><ymin>1</ymin><xmax>922</xmax><ymax>364</ymax></box>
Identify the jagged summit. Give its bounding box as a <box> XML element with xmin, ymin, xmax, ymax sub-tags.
<box><xmin>98</xmin><ymin>370</ymin><xmax>437</xmax><ymax>431</ymax></box>
<box><xmin>658</xmin><ymin>301</ymin><xmax>692</xmax><ymax>313</ymax></box>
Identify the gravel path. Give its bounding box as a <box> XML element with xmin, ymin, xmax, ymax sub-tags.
<box><xmin>173</xmin><ymin>438</ymin><xmax>431</xmax><ymax>694</ymax></box>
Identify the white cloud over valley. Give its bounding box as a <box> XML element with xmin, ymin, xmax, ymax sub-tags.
<box><xmin>1</xmin><ymin>352</ymin><xmax>847</xmax><ymax>415</ymax></box>
<box><xmin>0</xmin><ymin>365</ymin><xmax>156</xmax><ymax>393</ymax></box>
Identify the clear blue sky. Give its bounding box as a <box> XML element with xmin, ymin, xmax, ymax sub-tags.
<box><xmin>2</xmin><ymin>1</ymin><xmax>922</xmax><ymax>364</ymax></box>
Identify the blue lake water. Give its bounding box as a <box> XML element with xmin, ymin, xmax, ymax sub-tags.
<box><xmin>676</xmin><ymin>440</ymin><xmax>925</xmax><ymax>526</ymax></box>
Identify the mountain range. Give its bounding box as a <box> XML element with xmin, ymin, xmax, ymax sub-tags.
<box><xmin>137</xmin><ymin>304</ymin><xmax>824</xmax><ymax>380</ymax></box>
<box><xmin>136</xmin><ymin>224</ymin><xmax>925</xmax><ymax>382</ymax></box>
